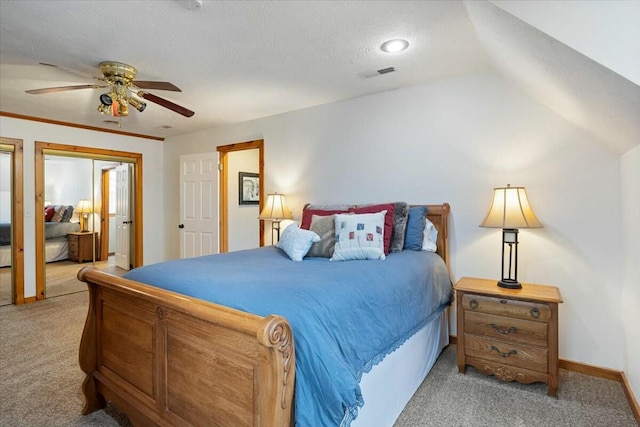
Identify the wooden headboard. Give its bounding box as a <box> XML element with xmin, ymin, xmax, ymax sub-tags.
<box><xmin>421</xmin><ymin>203</ymin><xmax>450</xmax><ymax>271</ymax></box>
<box><xmin>302</xmin><ymin>202</ymin><xmax>451</xmax><ymax>270</ymax></box>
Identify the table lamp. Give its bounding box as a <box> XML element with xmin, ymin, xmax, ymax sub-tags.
<box><xmin>480</xmin><ymin>184</ymin><xmax>542</xmax><ymax>289</ymax></box>
<box><xmin>259</xmin><ymin>193</ymin><xmax>293</xmax><ymax>244</ymax></box>
<box><xmin>75</xmin><ymin>199</ymin><xmax>93</xmax><ymax>232</ymax></box>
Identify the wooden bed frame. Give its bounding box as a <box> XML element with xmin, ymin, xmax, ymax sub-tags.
<box><xmin>78</xmin><ymin>203</ymin><xmax>450</xmax><ymax>426</ymax></box>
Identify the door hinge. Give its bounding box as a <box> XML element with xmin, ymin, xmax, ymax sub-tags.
<box><xmin>217</xmin><ymin>163</ymin><xmax>223</xmax><ymax>171</ymax></box>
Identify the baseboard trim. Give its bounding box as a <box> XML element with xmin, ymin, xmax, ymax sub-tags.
<box><xmin>449</xmin><ymin>334</ymin><xmax>639</xmax><ymax>423</ymax></box>
<box><xmin>621</xmin><ymin>371</ymin><xmax>640</xmax><ymax>423</ymax></box>
<box><xmin>559</xmin><ymin>358</ymin><xmax>621</xmax><ymax>381</ymax></box>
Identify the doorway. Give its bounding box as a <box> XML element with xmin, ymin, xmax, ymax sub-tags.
<box><xmin>0</xmin><ymin>138</ymin><xmax>24</xmax><ymax>305</ymax></box>
<box><xmin>217</xmin><ymin>139</ymin><xmax>264</xmax><ymax>253</ymax></box>
<box><xmin>34</xmin><ymin>142</ymin><xmax>143</xmax><ymax>301</ymax></box>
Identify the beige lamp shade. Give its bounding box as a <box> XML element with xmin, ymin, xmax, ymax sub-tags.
<box><xmin>75</xmin><ymin>199</ymin><xmax>93</xmax><ymax>214</ymax></box>
<box><xmin>75</xmin><ymin>199</ymin><xmax>93</xmax><ymax>232</ymax></box>
<box><xmin>480</xmin><ymin>185</ymin><xmax>542</xmax><ymax>229</ymax></box>
<box><xmin>259</xmin><ymin>193</ymin><xmax>293</xmax><ymax>221</ymax></box>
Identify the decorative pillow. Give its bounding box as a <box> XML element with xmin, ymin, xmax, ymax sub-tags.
<box><xmin>307</xmin><ymin>214</ymin><xmax>337</xmax><ymax>258</ymax></box>
<box><xmin>348</xmin><ymin>203</ymin><xmax>395</xmax><ymax>254</ymax></box>
<box><xmin>389</xmin><ymin>202</ymin><xmax>409</xmax><ymax>253</ymax></box>
<box><xmin>301</xmin><ymin>208</ymin><xmax>349</xmax><ymax>230</ymax></box>
<box><xmin>50</xmin><ymin>205</ymin><xmax>67</xmax><ymax>222</ymax></box>
<box><xmin>277</xmin><ymin>223</ymin><xmax>320</xmax><ymax>262</ymax></box>
<box><xmin>422</xmin><ymin>218</ymin><xmax>438</xmax><ymax>252</ymax></box>
<box><xmin>61</xmin><ymin>205</ymin><xmax>74</xmax><ymax>222</ymax></box>
<box><xmin>331</xmin><ymin>211</ymin><xmax>386</xmax><ymax>261</ymax></box>
<box><xmin>44</xmin><ymin>206</ymin><xmax>56</xmax><ymax>222</ymax></box>
<box><xmin>404</xmin><ymin>206</ymin><xmax>427</xmax><ymax>251</ymax></box>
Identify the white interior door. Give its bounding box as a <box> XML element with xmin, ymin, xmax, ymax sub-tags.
<box><xmin>180</xmin><ymin>153</ymin><xmax>217</xmax><ymax>258</ymax></box>
<box><xmin>114</xmin><ymin>164</ymin><xmax>131</xmax><ymax>270</ymax></box>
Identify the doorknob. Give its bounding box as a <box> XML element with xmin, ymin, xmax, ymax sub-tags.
<box><xmin>178</xmin><ymin>224</ymin><xmax>184</xmax><ymax>229</ymax></box>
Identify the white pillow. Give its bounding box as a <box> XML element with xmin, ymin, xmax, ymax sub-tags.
<box><xmin>331</xmin><ymin>211</ymin><xmax>386</xmax><ymax>261</ymax></box>
<box><xmin>277</xmin><ymin>223</ymin><xmax>320</xmax><ymax>261</ymax></box>
<box><xmin>422</xmin><ymin>218</ymin><xmax>438</xmax><ymax>252</ymax></box>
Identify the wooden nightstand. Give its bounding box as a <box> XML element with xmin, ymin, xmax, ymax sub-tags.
<box><xmin>67</xmin><ymin>232</ymin><xmax>98</xmax><ymax>263</ymax></box>
<box><xmin>455</xmin><ymin>277</ymin><xmax>563</xmax><ymax>396</ymax></box>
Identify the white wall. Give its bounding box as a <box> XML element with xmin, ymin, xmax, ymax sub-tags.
<box><xmin>164</xmin><ymin>72</ymin><xmax>628</xmax><ymax>373</ymax></box>
<box><xmin>228</xmin><ymin>149</ymin><xmax>260</xmax><ymax>251</ymax></box>
<box><xmin>621</xmin><ymin>145</ymin><xmax>640</xmax><ymax>400</ymax></box>
<box><xmin>489</xmin><ymin>0</ymin><xmax>640</xmax><ymax>85</ymax></box>
<box><xmin>0</xmin><ymin>116</ymin><xmax>165</xmax><ymax>298</ymax></box>
<box><xmin>44</xmin><ymin>156</ymin><xmax>91</xmax><ymax>215</ymax></box>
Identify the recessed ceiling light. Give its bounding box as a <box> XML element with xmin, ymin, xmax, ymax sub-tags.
<box><xmin>380</xmin><ymin>39</ymin><xmax>409</xmax><ymax>53</ymax></box>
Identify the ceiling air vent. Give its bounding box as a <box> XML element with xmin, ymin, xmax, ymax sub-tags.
<box><xmin>358</xmin><ymin>66</ymin><xmax>397</xmax><ymax>79</ymax></box>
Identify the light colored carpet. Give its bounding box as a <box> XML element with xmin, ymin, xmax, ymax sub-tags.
<box><xmin>0</xmin><ymin>257</ymin><xmax>125</xmax><ymax>306</ymax></box>
<box><xmin>394</xmin><ymin>346</ymin><xmax>637</xmax><ymax>426</ymax></box>
<box><xmin>0</xmin><ymin>291</ymin><xmax>636</xmax><ymax>426</ymax></box>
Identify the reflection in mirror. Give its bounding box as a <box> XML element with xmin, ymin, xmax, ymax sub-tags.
<box><xmin>43</xmin><ymin>156</ymin><xmax>129</xmax><ymax>299</ymax></box>
<box><xmin>44</xmin><ymin>155</ymin><xmax>95</xmax><ymax>298</ymax></box>
<box><xmin>0</xmin><ymin>151</ymin><xmax>12</xmax><ymax>306</ymax></box>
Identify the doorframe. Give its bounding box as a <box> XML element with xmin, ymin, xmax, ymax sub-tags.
<box><xmin>216</xmin><ymin>139</ymin><xmax>264</xmax><ymax>253</ymax></box>
<box><xmin>99</xmin><ymin>168</ymin><xmax>114</xmax><ymax>261</ymax></box>
<box><xmin>34</xmin><ymin>142</ymin><xmax>143</xmax><ymax>301</ymax></box>
<box><xmin>0</xmin><ymin>137</ymin><xmax>24</xmax><ymax>304</ymax></box>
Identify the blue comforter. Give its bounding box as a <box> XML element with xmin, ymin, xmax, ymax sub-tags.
<box><xmin>124</xmin><ymin>246</ymin><xmax>453</xmax><ymax>426</ymax></box>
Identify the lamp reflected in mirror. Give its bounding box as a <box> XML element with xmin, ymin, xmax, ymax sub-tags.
<box><xmin>75</xmin><ymin>199</ymin><xmax>93</xmax><ymax>233</ymax></box>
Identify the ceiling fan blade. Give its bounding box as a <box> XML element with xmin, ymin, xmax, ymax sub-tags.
<box><xmin>26</xmin><ymin>84</ymin><xmax>105</xmax><ymax>95</ymax></box>
<box><xmin>137</xmin><ymin>91</ymin><xmax>195</xmax><ymax>117</ymax></box>
<box><xmin>39</xmin><ymin>62</ymin><xmax>105</xmax><ymax>82</ymax></box>
<box><xmin>133</xmin><ymin>81</ymin><xmax>182</xmax><ymax>92</ymax></box>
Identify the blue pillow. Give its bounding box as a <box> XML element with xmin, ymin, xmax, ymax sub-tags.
<box><xmin>277</xmin><ymin>223</ymin><xmax>320</xmax><ymax>261</ymax></box>
<box><xmin>403</xmin><ymin>206</ymin><xmax>427</xmax><ymax>251</ymax></box>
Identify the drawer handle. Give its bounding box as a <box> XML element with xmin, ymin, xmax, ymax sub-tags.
<box><xmin>490</xmin><ymin>324</ymin><xmax>517</xmax><ymax>335</ymax></box>
<box><xmin>530</xmin><ymin>307</ymin><xmax>540</xmax><ymax>318</ymax></box>
<box><xmin>490</xmin><ymin>346</ymin><xmax>517</xmax><ymax>358</ymax></box>
<box><xmin>469</xmin><ymin>299</ymin><xmax>478</xmax><ymax>309</ymax></box>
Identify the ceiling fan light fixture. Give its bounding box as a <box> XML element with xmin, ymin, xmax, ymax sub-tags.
<box><xmin>99</xmin><ymin>93</ymin><xmax>113</xmax><ymax>106</ymax></box>
<box><xmin>28</xmin><ymin>61</ymin><xmax>194</xmax><ymax>119</ymax></box>
<box><xmin>128</xmin><ymin>96</ymin><xmax>146</xmax><ymax>112</ymax></box>
<box><xmin>116</xmin><ymin>100</ymin><xmax>129</xmax><ymax>116</ymax></box>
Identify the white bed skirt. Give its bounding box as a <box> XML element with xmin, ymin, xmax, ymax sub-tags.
<box><xmin>352</xmin><ymin>308</ymin><xmax>450</xmax><ymax>427</ymax></box>
<box><xmin>0</xmin><ymin>238</ymin><xmax>69</xmax><ymax>268</ymax></box>
<box><xmin>0</xmin><ymin>245</ymin><xmax>10</xmax><ymax>268</ymax></box>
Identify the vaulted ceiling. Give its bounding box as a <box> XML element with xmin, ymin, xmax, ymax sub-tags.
<box><xmin>0</xmin><ymin>1</ymin><xmax>638</xmax><ymax>152</ymax></box>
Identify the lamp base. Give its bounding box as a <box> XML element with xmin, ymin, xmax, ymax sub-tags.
<box><xmin>498</xmin><ymin>279</ymin><xmax>522</xmax><ymax>289</ymax></box>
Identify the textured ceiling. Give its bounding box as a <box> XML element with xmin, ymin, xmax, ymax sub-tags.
<box><xmin>0</xmin><ymin>0</ymin><xmax>488</xmax><ymax>138</ymax></box>
<box><xmin>0</xmin><ymin>0</ymin><xmax>637</xmax><ymax>152</ymax></box>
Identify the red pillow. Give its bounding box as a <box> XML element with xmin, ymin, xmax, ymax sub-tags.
<box><xmin>348</xmin><ymin>204</ymin><xmax>395</xmax><ymax>254</ymax></box>
<box><xmin>44</xmin><ymin>206</ymin><xmax>55</xmax><ymax>222</ymax></box>
<box><xmin>301</xmin><ymin>209</ymin><xmax>349</xmax><ymax>230</ymax></box>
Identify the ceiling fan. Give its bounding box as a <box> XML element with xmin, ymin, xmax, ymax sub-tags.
<box><xmin>26</xmin><ymin>61</ymin><xmax>195</xmax><ymax>118</ymax></box>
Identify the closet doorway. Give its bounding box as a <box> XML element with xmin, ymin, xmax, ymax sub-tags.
<box><xmin>0</xmin><ymin>137</ymin><xmax>24</xmax><ymax>305</ymax></box>
<box><xmin>34</xmin><ymin>142</ymin><xmax>143</xmax><ymax>301</ymax></box>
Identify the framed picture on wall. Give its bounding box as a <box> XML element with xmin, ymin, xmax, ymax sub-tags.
<box><xmin>239</xmin><ymin>172</ymin><xmax>259</xmax><ymax>205</ymax></box>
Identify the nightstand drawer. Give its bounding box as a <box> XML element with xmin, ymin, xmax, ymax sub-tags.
<box><xmin>464</xmin><ymin>334</ymin><xmax>548</xmax><ymax>373</ymax></box>
<box><xmin>464</xmin><ymin>311</ymin><xmax>548</xmax><ymax>347</ymax></box>
<box><xmin>461</xmin><ymin>294</ymin><xmax>550</xmax><ymax>322</ymax></box>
